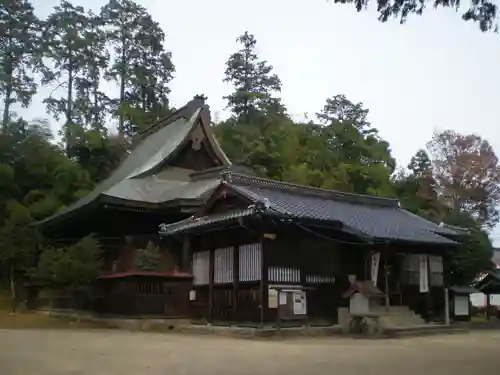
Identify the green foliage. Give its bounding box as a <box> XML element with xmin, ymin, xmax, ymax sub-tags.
<box><xmin>223</xmin><ymin>31</ymin><xmax>284</xmax><ymax>124</ymax></box>
<box><xmin>328</xmin><ymin>0</ymin><xmax>498</xmax><ymax>32</ymax></box>
<box><xmin>443</xmin><ymin>210</ymin><xmax>494</xmax><ymax>285</ymax></box>
<box><xmin>216</xmin><ymin>93</ymin><xmax>395</xmax><ymax>197</ymax></box>
<box><xmin>101</xmin><ymin>0</ymin><xmax>175</xmax><ymax>137</ymax></box>
<box><xmin>32</xmin><ymin>235</ymin><xmax>103</xmax><ymax>291</ymax></box>
<box><xmin>134</xmin><ymin>241</ymin><xmax>162</xmax><ymax>271</ymax></box>
<box><xmin>0</xmin><ymin>0</ymin><xmax>41</xmax><ymax>128</ymax></box>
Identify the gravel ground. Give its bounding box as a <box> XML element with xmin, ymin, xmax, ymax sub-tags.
<box><xmin>1</xmin><ymin>329</ymin><xmax>499</xmax><ymax>375</ymax></box>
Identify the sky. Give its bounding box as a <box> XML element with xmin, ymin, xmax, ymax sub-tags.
<box><xmin>28</xmin><ymin>0</ymin><xmax>500</xmax><ymax>244</ymax></box>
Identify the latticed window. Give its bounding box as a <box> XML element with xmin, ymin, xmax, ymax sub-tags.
<box><xmin>429</xmin><ymin>255</ymin><xmax>444</xmax><ymax>286</ymax></box>
<box><xmin>400</xmin><ymin>254</ymin><xmax>420</xmax><ymax>285</ymax></box>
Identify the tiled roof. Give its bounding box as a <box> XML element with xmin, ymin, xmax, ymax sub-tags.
<box><xmin>37</xmin><ymin>98</ymin><xmax>231</xmax><ymax>228</ymax></box>
<box><xmin>159</xmin><ymin>172</ymin><xmax>458</xmax><ymax>245</ymax></box>
<box><xmin>223</xmin><ymin>174</ymin><xmax>457</xmax><ymax>244</ymax></box>
<box><xmin>98</xmin><ymin>271</ymin><xmax>192</xmax><ymax>279</ymax></box>
<box><xmin>159</xmin><ymin>207</ymin><xmax>259</xmax><ymax>235</ymax></box>
<box><xmin>449</xmin><ymin>285</ymin><xmax>479</xmax><ymax>294</ymax></box>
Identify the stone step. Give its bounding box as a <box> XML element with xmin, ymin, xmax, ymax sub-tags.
<box><xmin>384</xmin><ymin>325</ymin><xmax>468</xmax><ymax>338</ymax></box>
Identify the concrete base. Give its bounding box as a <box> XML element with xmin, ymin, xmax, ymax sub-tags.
<box><xmin>179</xmin><ymin>324</ymin><xmax>344</xmax><ymax>339</ymax></box>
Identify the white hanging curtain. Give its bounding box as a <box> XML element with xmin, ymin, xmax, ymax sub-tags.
<box><xmin>371</xmin><ymin>252</ymin><xmax>380</xmax><ymax>286</ymax></box>
<box><xmin>419</xmin><ymin>254</ymin><xmax>429</xmax><ymax>293</ymax></box>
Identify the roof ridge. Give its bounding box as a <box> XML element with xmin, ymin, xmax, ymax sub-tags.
<box><xmin>138</xmin><ymin>97</ymin><xmax>206</xmax><ymax>139</ymax></box>
<box><xmin>222</xmin><ymin>172</ymin><xmax>401</xmax><ymax>208</ymax></box>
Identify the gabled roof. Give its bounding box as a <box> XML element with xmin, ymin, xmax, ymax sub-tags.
<box><xmin>474</xmin><ymin>269</ymin><xmax>500</xmax><ymax>294</ymax></box>
<box><xmin>342</xmin><ymin>281</ymin><xmax>384</xmax><ymax>299</ymax></box>
<box><xmin>160</xmin><ymin>172</ymin><xmax>458</xmax><ymax>245</ymax></box>
<box><xmin>37</xmin><ymin>97</ymin><xmax>231</xmax><ymax>228</ymax></box>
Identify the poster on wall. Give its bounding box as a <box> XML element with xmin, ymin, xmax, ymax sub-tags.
<box><xmin>371</xmin><ymin>252</ymin><xmax>380</xmax><ymax>286</ymax></box>
<box><xmin>454</xmin><ymin>296</ymin><xmax>469</xmax><ymax>316</ymax></box>
<box><xmin>293</xmin><ymin>291</ymin><xmax>307</xmax><ymax>315</ymax></box>
<box><xmin>268</xmin><ymin>288</ymin><xmax>278</xmax><ymax>308</ymax></box>
<box><xmin>189</xmin><ymin>290</ymin><xmax>196</xmax><ymax>301</ymax></box>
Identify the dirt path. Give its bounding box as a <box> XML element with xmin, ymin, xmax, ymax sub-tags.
<box><xmin>1</xmin><ymin>329</ymin><xmax>499</xmax><ymax>375</ymax></box>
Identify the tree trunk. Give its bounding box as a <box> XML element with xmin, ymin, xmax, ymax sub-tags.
<box><xmin>9</xmin><ymin>265</ymin><xmax>16</xmax><ymax>313</ymax></box>
<box><xmin>2</xmin><ymin>59</ymin><xmax>13</xmax><ymax>131</ymax></box>
<box><xmin>118</xmin><ymin>30</ymin><xmax>127</xmax><ymax>135</ymax></box>
<box><xmin>65</xmin><ymin>52</ymin><xmax>74</xmax><ymax>155</ymax></box>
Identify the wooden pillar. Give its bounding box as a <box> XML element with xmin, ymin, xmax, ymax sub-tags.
<box><xmin>486</xmin><ymin>292</ymin><xmax>491</xmax><ymax>319</ymax></box>
<box><xmin>233</xmin><ymin>245</ymin><xmax>239</xmax><ymax>322</ymax></box>
<box><xmin>208</xmin><ymin>249</ymin><xmax>214</xmax><ymax>322</ymax></box>
<box><xmin>384</xmin><ymin>249</ymin><xmax>390</xmax><ymax>312</ymax></box>
<box><xmin>182</xmin><ymin>236</ymin><xmax>191</xmax><ymax>273</ymax></box>
<box><xmin>260</xmin><ymin>239</ymin><xmax>268</xmax><ymax>327</ymax></box>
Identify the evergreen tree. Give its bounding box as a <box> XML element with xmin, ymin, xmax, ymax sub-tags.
<box><xmin>223</xmin><ymin>31</ymin><xmax>283</xmax><ymax>124</ymax></box>
<box><xmin>101</xmin><ymin>0</ymin><xmax>175</xmax><ymax>137</ymax></box>
<box><xmin>0</xmin><ymin>0</ymin><xmax>41</xmax><ymax>129</ymax></box>
<box><xmin>73</xmin><ymin>11</ymin><xmax>110</xmax><ymax>133</ymax></box>
<box><xmin>41</xmin><ymin>0</ymin><xmax>91</xmax><ymax>148</ymax></box>
<box><xmin>328</xmin><ymin>0</ymin><xmax>497</xmax><ymax>32</ymax></box>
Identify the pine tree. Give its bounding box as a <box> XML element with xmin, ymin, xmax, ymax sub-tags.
<box><xmin>41</xmin><ymin>0</ymin><xmax>91</xmax><ymax>148</ymax></box>
<box><xmin>101</xmin><ymin>0</ymin><xmax>175</xmax><ymax>137</ymax></box>
<box><xmin>223</xmin><ymin>31</ymin><xmax>283</xmax><ymax>124</ymax></box>
<box><xmin>73</xmin><ymin>11</ymin><xmax>110</xmax><ymax>133</ymax></box>
<box><xmin>0</xmin><ymin>0</ymin><xmax>41</xmax><ymax>129</ymax></box>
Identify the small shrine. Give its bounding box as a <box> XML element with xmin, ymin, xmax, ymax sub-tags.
<box><xmin>342</xmin><ymin>281</ymin><xmax>385</xmax><ymax>334</ymax></box>
<box><xmin>342</xmin><ymin>281</ymin><xmax>385</xmax><ymax>315</ymax></box>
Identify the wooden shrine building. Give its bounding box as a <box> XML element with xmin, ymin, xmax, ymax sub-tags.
<box><xmin>34</xmin><ymin>97</ymin><xmax>240</xmax><ymax>316</ymax></box>
<box><xmin>159</xmin><ymin>172</ymin><xmax>460</xmax><ymax>326</ymax></box>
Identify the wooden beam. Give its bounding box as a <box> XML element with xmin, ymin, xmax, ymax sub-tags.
<box><xmin>260</xmin><ymin>239</ymin><xmax>268</xmax><ymax>327</ymax></box>
<box><xmin>182</xmin><ymin>236</ymin><xmax>191</xmax><ymax>273</ymax></box>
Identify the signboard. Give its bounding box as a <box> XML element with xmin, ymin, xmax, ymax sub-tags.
<box><xmin>293</xmin><ymin>291</ymin><xmax>307</xmax><ymax>315</ymax></box>
<box><xmin>189</xmin><ymin>290</ymin><xmax>196</xmax><ymax>301</ymax></box>
<box><xmin>268</xmin><ymin>288</ymin><xmax>278</xmax><ymax>308</ymax></box>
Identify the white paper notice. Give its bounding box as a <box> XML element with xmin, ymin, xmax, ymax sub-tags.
<box><xmin>268</xmin><ymin>289</ymin><xmax>278</xmax><ymax>308</ymax></box>
<box><xmin>279</xmin><ymin>292</ymin><xmax>287</xmax><ymax>305</ymax></box>
<box><xmin>419</xmin><ymin>254</ymin><xmax>429</xmax><ymax>293</ymax></box>
<box><xmin>189</xmin><ymin>290</ymin><xmax>196</xmax><ymax>301</ymax></box>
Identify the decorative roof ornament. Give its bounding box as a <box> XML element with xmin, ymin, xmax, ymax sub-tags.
<box><xmin>255</xmin><ymin>198</ymin><xmax>271</xmax><ymax>212</ymax></box>
<box><xmin>220</xmin><ymin>170</ymin><xmax>232</xmax><ymax>183</ymax></box>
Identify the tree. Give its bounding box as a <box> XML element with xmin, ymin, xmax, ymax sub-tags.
<box><xmin>0</xmin><ymin>0</ymin><xmax>41</xmax><ymax>129</ymax></box>
<box><xmin>316</xmin><ymin>94</ymin><xmax>373</xmax><ymax>135</ymax></box>
<box><xmin>315</xmin><ymin>95</ymin><xmax>396</xmax><ymax>196</ymax></box>
<box><xmin>73</xmin><ymin>11</ymin><xmax>110</xmax><ymax>133</ymax></box>
<box><xmin>442</xmin><ymin>210</ymin><xmax>494</xmax><ymax>285</ymax></box>
<box><xmin>393</xmin><ymin>149</ymin><xmax>445</xmax><ymax>222</ymax></box>
<box><xmin>427</xmin><ymin>130</ymin><xmax>500</xmax><ymax>229</ymax></box>
<box><xmin>134</xmin><ymin>241</ymin><xmax>162</xmax><ymax>271</ymax></box>
<box><xmin>101</xmin><ymin>0</ymin><xmax>175</xmax><ymax>137</ymax></box>
<box><xmin>0</xmin><ymin>200</ymin><xmax>38</xmax><ymax>311</ymax></box>
<box><xmin>223</xmin><ymin>31</ymin><xmax>283</xmax><ymax>124</ymax></box>
<box><xmin>328</xmin><ymin>0</ymin><xmax>497</xmax><ymax>32</ymax></box>
<box><xmin>33</xmin><ymin>235</ymin><xmax>103</xmax><ymax>292</ymax></box>
<box><xmin>216</xmin><ymin>94</ymin><xmax>395</xmax><ymax>197</ymax></box>
<box><xmin>42</xmin><ymin>0</ymin><xmax>91</xmax><ymax>147</ymax></box>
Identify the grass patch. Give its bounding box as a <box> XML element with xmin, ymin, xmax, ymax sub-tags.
<box><xmin>470</xmin><ymin>315</ymin><xmax>489</xmax><ymax>324</ymax></box>
<box><xmin>0</xmin><ymin>310</ymin><xmax>107</xmax><ymax>330</ymax></box>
